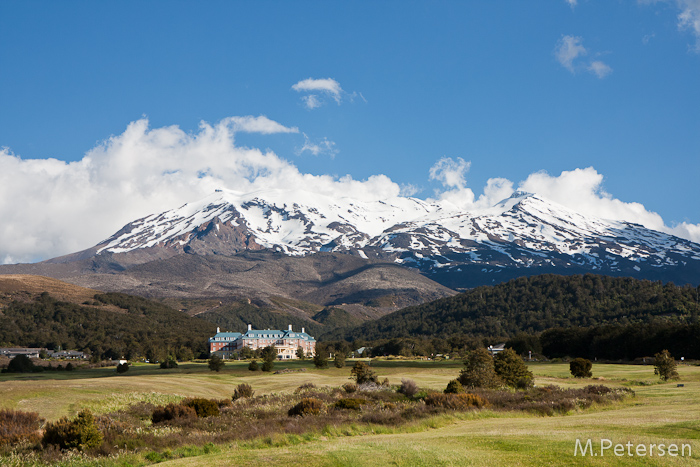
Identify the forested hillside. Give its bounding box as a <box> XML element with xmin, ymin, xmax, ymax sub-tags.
<box><xmin>0</xmin><ymin>292</ymin><xmax>215</xmax><ymax>360</ymax></box>
<box><xmin>335</xmin><ymin>274</ymin><xmax>700</xmax><ymax>341</ymax></box>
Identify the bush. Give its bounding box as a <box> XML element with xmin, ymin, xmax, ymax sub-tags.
<box><xmin>654</xmin><ymin>350</ymin><xmax>679</xmax><ymax>381</ymax></box>
<box><xmin>424</xmin><ymin>393</ymin><xmax>488</xmax><ymax>410</ymax></box>
<box><xmin>313</xmin><ymin>353</ymin><xmax>328</xmax><ymax>369</ymax></box>
<box><xmin>444</xmin><ymin>379</ymin><xmax>465</xmax><ymax>394</ymax></box>
<box><xmin>494</xmin><ymin>349</ymin><xmax>533</xmax><ymax>388</ymax></box>
<box><xmin>4</xmin><ymin>355</ymin><xmax>35</xmax><ymax>373</ymax></box>
<box><xmin>334</xmin><ymin>398</ymin><xmax>368</xmax><ymax>410</ymax></box>
<box><xmin>248</xmin><ymin>359</ymin><xmax>259</xmax><ymax>371</ymax></box>
<box><xmin>42</xmin><ymin>409</ymin><xmax>103</xmax><ymax>451</ymax></box>
<box><xmin>351</xmin><ymin>361</ymin><xmax>378</xmax><ymax>384</ymax></box>
<box><xmin>570</xmin><ymin>358</ymin><xmax>593</xmax><ymax>378</ymax></box>
<box><xmin>342</xmin><ymin>382</ymin><xmax>358</xmax><ymax>393</ymax></box>
<box><xmin>232</xmin><ymin>383</ymin><xmax>255</xmax><ymax>400</ymax></box>
<box><xmin>151</xmin><ymin>403</ymin><xmax>197</xmax><ymax>424</ymax></box>
<box><xmin>160</xmin><ymin>357</ymin><xmax>178</xmax><ymax>369</ymax></box>
<box><xmin>261</xmin><ymin>346</ymin><xmax>276</xmax><ymax>372</ymax></box>
<box><xmin>398</xmin><ymin>379</ymin><xmax>419</xmax><ymax>397</ymax></box>
<box><xmin>181</xmin><ymin>398</ymin><xmax>220</xmax><ymax>418</ymax></box>
<box><xmin>334</xmin><ymin>353</ymin><xmax>345</xmax><ymax>368</ymax></box>
<box><xmin>294</xmin><ymin>383</ymin><xmax>316</xmax><ymax>394</ymax></box>
<box><xmin>116</xmin><ymin>362</ymin><xmax>129</xmax><ymax>374</ymax></box>
<box><xmin>208</xmin><ymin>355</ymin><xmax>225</xmax><ymax>372</ymax></box>
<box><xmin>288</xmin><ymin>398</ymin><xmax>324</xmax><ymax>417</ymax></box>
<box><xmin>65</xmin><ymin>362</ymin><xmax>74</xmax><ymax>371</ymax></box>
<box><xmin>0</xmin><ymin>409</ymin><xmax>43</xmax><ymax>446</ymax></box>
<box><xmin>458</xmin><ymin>348</ymin><xmax>501</xmax><ymax>389</ymax></box>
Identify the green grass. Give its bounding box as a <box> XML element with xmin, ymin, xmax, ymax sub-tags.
<box><xmin>3</xmin><ymin>360</ymin><xmax>700</xmax><ymax>466</ymax></box>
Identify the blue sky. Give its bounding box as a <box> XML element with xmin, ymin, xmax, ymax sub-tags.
<box><xmin>0</xmin><ymin>1</ymin><xmax>699</xmax><ymax>263</ymax></box>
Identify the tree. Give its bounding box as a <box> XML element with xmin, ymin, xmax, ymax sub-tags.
<box><xmin>176</xmin><ymin>346</ymin><xmax>194</xmax><ymax>362</ymax></box>
<box><xmin>240</xmin><ymin>347</ymin><xmax>254</xmax><ymax>359</ymax></box>
<box><xmin>570</xmin><ymin>358</ymin><xmax>593</xmax><ymax>378</ymax></box>
<box><xmin>494</xmin><ymin>348</ymin><xmax>533</xmax><ymax>388</ymax></box>
<box><xmin>248</xmin><ymin>359</ymin><xmax>259</xmax><ymax>371</ymax></box>
<box><xmin>654</xmin><ymin>349</ymin><xmax>679</xmax><ymax>381</ymax></box>
<box><xmin>313</xmin><ymin>352</ymin><xmax>328</xmax><ymax>369</ymax></box>
<box><xmin>350</xmin><ymin>361</ymin><xmax>377</xmax><ymax>385</ymax></box>
<box><xmin>4</xmin><ymin>355</ymin><xmax>36</xmax><ymax>373</ymax></box>
<box><xmin>42</xmin><ymin>409</ymin><xmax>102</xmax><ymax>451</ymax></box>
<box><xmin>208</xmin><ymin>355</ymin><xmax>225</xmax><ymax>372</ymax></box>
<box><xmin>296</xmin><ymin>346</ymin><xmax>305</xmax><ymax>360</ymax></box>
<box><xmin>334</xmin><ymin>352</ymin><xmax>345</xmax><ymax>368</ymax></box>
<box><xmin>160</xmin><ymin>356</ymin><xmax>178</xmax><ymax>369</ymax></box>
<box><xmin>458</xmin><ymin>348</ymin><xmax>501</xmax><ymax>389</ymax></box>
<box><xmin>261</xmin><ymin>346</ymin><xmax>276</xmax><ymax>372</ymax></box>
<box><xmin>444</xmin><ymin>379</ymin><xmax>465</xmax><ymax>394</ymax></box>
<box><xmin>116</xmin><ymin>362</ymin><xmax>129</xmax><ymax>374</ymax></box>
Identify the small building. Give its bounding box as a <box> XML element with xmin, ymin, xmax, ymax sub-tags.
<box><xmin>49</xmin><ymin>350</ymin><xmax>89</xmax><ymax>360</ymax></box>
<box><xmin>209</xmin><ymin>324</ymin><xmax>316</xmax><ymax>359</ymax></box>
<box><xmin>488</xmin><ymin>343</ymin><xmax>506</xmax><ymax>356</ymax></box>
<box><xmin>0</xmin><ymin>347</ymin><xmax>46</xmax><ymax>359</ymax></box>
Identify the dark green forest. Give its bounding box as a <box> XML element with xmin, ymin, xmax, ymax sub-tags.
<box><xmin>334</xmin><ymin>274</ymin><xmax>700</xmax><ymax>342</ymax></box>
<box><xmin>0</xmin><ymin>293</ymin><xmax>215</xmax><ymax>360</ymax></box>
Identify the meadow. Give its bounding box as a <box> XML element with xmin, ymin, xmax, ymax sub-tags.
<box><xmin>1</xmin><ymin>359</ymin><xmax>699</xmax><ymax>466</ymax></box>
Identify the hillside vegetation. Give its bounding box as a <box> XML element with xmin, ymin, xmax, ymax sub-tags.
<box><xmin>336</xmin><ymin>274</ymin><xmax>700</xmax><ymax>342</ymax></box>
<box><xmin>0</xmin><ymin>292</ymin><xmax>214</xmax><ymax>360</ymax></box>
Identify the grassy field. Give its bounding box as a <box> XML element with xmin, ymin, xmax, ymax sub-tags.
<box><xmin>2</xmin><ymin>359</ymin><xmax>699</xmax><ymax>466</ymax></box>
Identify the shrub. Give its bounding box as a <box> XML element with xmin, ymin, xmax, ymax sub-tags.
<box><xmin>654</xmin><ymin>350</ymin><xmax>679</xmax><ymax>381</ymax></box>
<box><xmin>288</xmin><ymin>398</ymin><xmax>324</xmax><ymax>417</ymax></box>
<box><xmin>313</xmin><ymin>353</ymin><xmax>328</xmax><ymax>369</ymax></box>
<box><xmin>116</xmin><ymin>362</ymin><xmax>129</xmax><ymax>374</ymax></box>
<box><xmin>261</xmin><ymin>346</ymin><xmax>276</xmax><ymax>372</ymax></box>
<box><xmin>334</xmin><ymin>353</ymin><xmax>345</xmax><ymax>368</ymax></box>
<box><xmin>398</xmin><ymin>379</ymin><xmax>419</xmax><ymax>397</ymax></box>
<box><xmin>458</xmin><ymin>348</ymin><xmax>501</xmax><ymax>389</ymax></box>
<box><xmin>342</xmin><ymin>382</ymin><xmax>358</xmax><ymax>393</ymax></box>
<box><xmin>208</xmin><ymin>355</ymin><xmax>225</xmax><ymax>372</ymax></box>
<box><xmin>296</xmin><ymin>346</ymin><xmax>306</xmax><ymax>360</ymax></box>
<box><xmin>494</xmin><ymin>349</ymin><xmax>533</xmax><ymax>389</ymax></box>
<box><xmin>248</xmin><ymin>360</ymin><xmax>259</xmax><ymax>371</ymax></box>
<box><xmin>424</xmin><ymin>393</ymin><xmax>488</xmax><ymax>410</ymax></box>
<box><xmin>151</xmin><ymin>403</ymin><xmax>197</xmax><ymax>424</ymax></box>
<box><xmin>351</xmin><ymin>361</ymin><xmax>378</xmax><ymax>385</ymax></box>
<box><xmin>444</xmin><ymin>379</ymin><xmax>465</xmax><ymax>394</ymax></box>
<box><xmin>570</xmin><ymin>358</ymin><xmax>593</xmax><ymax>378</ymax></box>
<box><xmin>65</xmin><ymin>362</ymin><xmax>74</xmax><ymax>371</ymax></box>
<box><xmin>181</xmin><ymin>398</ymin><xmax>220</xmax><ymax>418</ymax></box>
<box><xmin>5</xmin><ymin>355</ymin><xmax>35</xmax><ymax>373</ymax></box>
<box><xmin>334</xmin><ymin>398</ymin><xmax>368</xmax><ymax>410</ymax></box>
<box><xmin>42</xmin><ymin>409</ymin><xmax>103</xmax><ymax>451</ymax></box>
<box><xmin>0</xmin><ymin>409</ymin><xmax>43</xmax><ymax>446</ymax></box>
<box><xmin>233</xmin><ymin>383</ymin><xmax>255</xmax><ymax>400</ymax></box>
<box><xmin>294</xmin><ymin>383</ymin><xmax>316</xmax><ymax>394</ymax></box>
<box><xmin>160</xmin><ymin>357</ymin><xmax>178</xmax><ymax>369</ymax></box>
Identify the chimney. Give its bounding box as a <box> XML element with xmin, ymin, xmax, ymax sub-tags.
<box><xmin>302</xmin><ymin>327</ymin><xmax>305</xmax><ymax>334</ymax></box>
<box><xmin>216</xmin><ymin>327</ymin><xmax>220</xmax><ymax>333</ymax></box>
<box><xmin>288</xmin><ymin>324</ymin><xmax>292</xmax><ymax>331</ymax></box>
<box><xmin>248</xmin><ymin>324</ymin><xmax>252</xmax><ymax>331</ymax></box>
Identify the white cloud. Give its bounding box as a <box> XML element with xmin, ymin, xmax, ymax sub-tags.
<box><xmin>292</xmin><ymin>77</ymin><xmax>357</xmax><ymax>109</ymax></box>
<box><xmin>0</xmin><ymin>117</ymin><xmax>403</xmax><ymax>263</ymax></box>
<box><xmin>677</xmin><ymin>0</ymin><xmax>700</xmax><ymax>50</ymax></box>
<box><xmin>566</xmin><ymin>0</ymin><xmax>578</xmax><ymax>8</ymax></box>
<box><xmin>2</xmin><ymin>127</ymin><xmax>699</xmax><ymax>264</ymax></box>
<box><xmin>225</xmin><ymin>116</ymin><xmax>298</xmax><ymax>134</ymax></box>
<box><xmin>588</xmin><ymin>60</ymin><xmax>613</xmax><ymax>78</ymax></box>
<box><xmin>296</xmin><ymin>133</ymin><xmax>338</xmax><ymax>158</ymax></box>
<box><xmin>555</xmin><ymin>35</ymin><xmax>587</xmax><ymax>72</ymax></box>
<box><xmin>555</xmin><ymin>35</ymin><xmax>612</xmax><ymax>78</ymax></box>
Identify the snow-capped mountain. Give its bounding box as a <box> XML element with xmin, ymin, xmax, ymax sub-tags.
<box><xmin>92</xmin><ymin>188</ymin><xmax>700</xmax><ymax>287</ymax></box>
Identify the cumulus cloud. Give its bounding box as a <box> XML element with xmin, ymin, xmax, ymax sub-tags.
<box><xmin>292</xmin><ymin>77</ymin><xmax>360</xmax><ymax>109</ymax></box>
<box><xmin>2</xmin><ymin>126</ymin><xmax>699</xmax><ymax>264</ymax></box>
<box><xmin>566</xmin><ymin>0</ymin><xmax>578</xmax><ymax>8</ymax></box>
<box><xmin>427</xmin><ymin>160</ymin><xmax>700</xmax><ymax>243</ymax></box>
<box><xmin>0</xmin><ymin>117</ymin><xmax>403</xmax><ymax>264</ymax></box>
<box><xmin>555</xmin><ymin>35</ymin><xmax>612</xmax><ymax>78</ymax></box>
